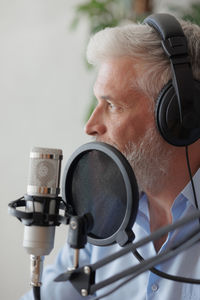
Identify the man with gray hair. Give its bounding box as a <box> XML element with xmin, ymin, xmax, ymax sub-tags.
<box><xmin>21</xmin><ymin>13</ymin><xmax>200</xmax><ymax>300</ymax></box>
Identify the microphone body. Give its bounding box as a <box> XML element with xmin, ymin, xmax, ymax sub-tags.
<box><xmin>23</xmin><ymin>147</ymin><xmax>63</xmax><ymax>257</ymax></box>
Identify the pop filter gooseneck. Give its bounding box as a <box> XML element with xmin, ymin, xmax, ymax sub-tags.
<box><xmin>62</xmin><ymin>142</ymin><xmax>139</xmax><ymax>247</ymax></box>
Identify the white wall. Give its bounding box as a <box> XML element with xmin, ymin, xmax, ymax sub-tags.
<box><xmin>0</xmin><ymin>1</ymin><xmax>94</xmax><ymax>299</ymax></box>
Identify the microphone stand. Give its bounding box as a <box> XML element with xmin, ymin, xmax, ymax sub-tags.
<box><xmin>30</xmin><ymin>255</ymin><xmax>44</xmax><ymax>300</ymax></box>
<box><xmin>55</xmin><ymin>210</ymin><xmax>200</xmax><ymax>298</ymax></box>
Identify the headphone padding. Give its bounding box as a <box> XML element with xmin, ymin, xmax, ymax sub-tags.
<box><xmin>156</xmin><ymin>80</ymin><xmax>200</xmax><ymax>146</ymax></box>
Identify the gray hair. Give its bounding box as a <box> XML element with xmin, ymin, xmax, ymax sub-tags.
<box><xmin>86</xmin><ymin>18</ymin><xmax>200</xmax><ymax>102</ymax></box>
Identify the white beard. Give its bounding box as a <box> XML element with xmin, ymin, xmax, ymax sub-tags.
<box><xmin>122</xmin><ymin>127</ymin><xmax>174</xmax><ymax>193</ymax></box>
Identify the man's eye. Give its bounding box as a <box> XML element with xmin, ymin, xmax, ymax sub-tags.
<box><xmin>107</xmin><ymin>101</ymin><xmax>116</xmax><ymax>110</ymax></box>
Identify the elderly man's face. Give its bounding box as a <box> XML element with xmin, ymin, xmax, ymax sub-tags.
<box><xmin>85</xmin><ymin>57</ymin><xmax>154</xmax><ymax>152</ymax></box>
<box><xmin>85</xmin><ymin>57</ymin><xmax>174</xmax><ymax>192</ymax></box>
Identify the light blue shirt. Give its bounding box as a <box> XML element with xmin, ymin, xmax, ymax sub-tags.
<box><xmin>20</xmin><ymin>169</ymin><xmax>200</xmax><ymax>300</ymax></box>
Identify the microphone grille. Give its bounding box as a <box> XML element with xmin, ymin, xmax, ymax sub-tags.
<box><xmin>27</xmin><ymin>147</ymin><xmax>63</xmax><ymax>197</ymax></box>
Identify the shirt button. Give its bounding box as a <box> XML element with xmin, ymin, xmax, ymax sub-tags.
<box><xmin>151</xmin><ymin>283</ymin><xmax>158</xmax><ymax>292</ymax></box>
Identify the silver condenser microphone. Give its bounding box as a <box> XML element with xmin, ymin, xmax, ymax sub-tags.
<box><xmin>23</xmin><ymin>147</ymin><xmax>63</xmax><ymax>287</ymax></box>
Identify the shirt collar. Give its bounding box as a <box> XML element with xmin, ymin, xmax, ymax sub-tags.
<box><xmin>136</xmin><ymin>193</ymin><xmax>150</xmax><ymax>233</ymax></box>
<box><xmin>181</xmin><ymin>168</ymin><xmax>200</xmax><ymax>208</ymax></box>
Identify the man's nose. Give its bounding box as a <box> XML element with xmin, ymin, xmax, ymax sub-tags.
<box><xmin>84</xmin><ymin>106</ymin><xmax>106</xmax><ymax>136</ymax></box>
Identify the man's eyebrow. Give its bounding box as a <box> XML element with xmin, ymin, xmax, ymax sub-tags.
<box><xmin>100</xmin><ymin>95</ymin><xmax>114</xmax><ymax>101</ymax></box>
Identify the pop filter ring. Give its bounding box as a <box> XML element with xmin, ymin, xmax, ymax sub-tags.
<box><xmin>62</xmin><ymin>142</ymin><xmax>139</xmax><ymax>247</ymax></box>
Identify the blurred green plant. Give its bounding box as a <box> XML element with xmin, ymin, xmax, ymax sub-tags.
<box><xmin>71</xmin><ymin>0</ymin><xmax>129</xmax><ymax>35</ymax></box>
<box><xmin>182</xmin><ymin>3</ymin><xmax>200</xmax><ymax>25</ymax></box>
<box><xmin>169</xmin><ymin>3</ymin><xmax>200</xmax><ymax>25</ymax></box>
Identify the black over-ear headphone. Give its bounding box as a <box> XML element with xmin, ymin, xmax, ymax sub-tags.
<box><xmin>143</xmin><ymin>13</ymin><xmax>200</xmax><ymax>146</ymax></box>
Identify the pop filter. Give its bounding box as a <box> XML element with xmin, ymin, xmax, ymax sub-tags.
<box><xmin>62</xmin><ymin>142</ymin><xmax>139</xmax><ymax>247</ymax></box>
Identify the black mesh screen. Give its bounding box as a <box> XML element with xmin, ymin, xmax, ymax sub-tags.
<box><xmin>67</xmin><ymin>150</ymin><xmax>127</xmax><ymax>239</ymax></box>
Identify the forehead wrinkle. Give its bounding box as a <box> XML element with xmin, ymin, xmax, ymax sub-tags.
<box><xmin>93</xmin><ymin>57</ymin><xmax>144</xmax><ymax>102</ymax></box>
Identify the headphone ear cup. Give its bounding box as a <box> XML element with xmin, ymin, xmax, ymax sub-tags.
<box><xmin>156</xmin><ymin>81</ymin><xmax>200</xmax><ymax>146</ymax></box>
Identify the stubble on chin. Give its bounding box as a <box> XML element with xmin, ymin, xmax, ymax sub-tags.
<box><xmin>122</xmin><ymin>127</ymin><xmax>174</xmax><ymax>194</ymax></box>
<box><xmin>91</xmin><ymin>129</ymin><xmax>174</xmax><ymax>194</ymax></box>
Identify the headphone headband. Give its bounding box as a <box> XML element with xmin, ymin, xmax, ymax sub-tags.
<box><xmin>144</xmin><ymin>13</ymin><xmax>185</xmax><ymax>40</ymax></box>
